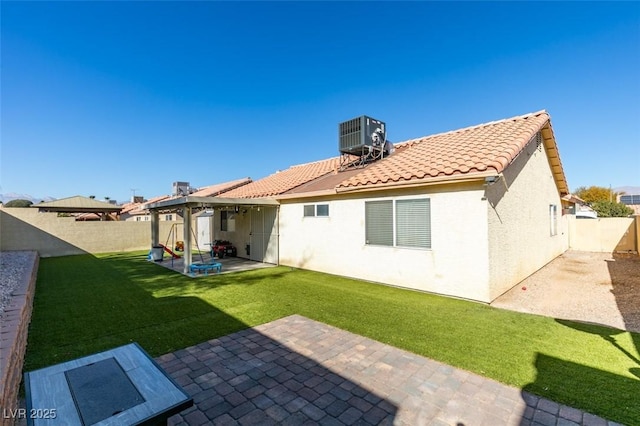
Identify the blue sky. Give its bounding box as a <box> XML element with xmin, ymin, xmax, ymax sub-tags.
<box><xmin>2</xmin><ymin>1</ymin><xmax>639</xmax><ymax>203</ymax></box>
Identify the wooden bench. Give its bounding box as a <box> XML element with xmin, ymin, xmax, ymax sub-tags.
<box><xmin>189</xmin><ymin>262</ymin><xmax>222</xmax><ymax>276</ymax></box>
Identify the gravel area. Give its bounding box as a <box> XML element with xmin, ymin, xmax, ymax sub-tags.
<box><xmin>492</xmin><ymin>250</ymin><xmax>640</xmax><ymax>333</ymax></box>
<box><xmin>0</xmin><ymin>251</ymin><xmax>34</xmax><ymax>318</ymax></box>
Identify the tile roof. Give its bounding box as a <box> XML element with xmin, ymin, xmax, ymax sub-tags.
<box><xmin>123</xmin><ymin>178</ymin><xmax>252</xmax><ymax>214</ymax></box>
<box><xmin>337</xmin><ymin>110</ymin><xmax>559</xmax><ymax>190</ymax></box>
<box><xmin>223</xmin><ymin>157</ymin><xmax>344</xmax><ymax>198</ymax></box>
<box><xmin>189</xmin><ymin>177</ymin><xmax>252</xmax><ymax>197</ymax></box>
<box><xmin>227</xmin><ymin>110</ymin><xmax>569</xmax><ymax>199</ymax></box>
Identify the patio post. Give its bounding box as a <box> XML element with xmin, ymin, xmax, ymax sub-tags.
<box><xmin>151</xmin><ymin>210</ymin><xmax>159</xmax><ymax>247</ymax></box>
<box><xmin>183</xmin><ymin>206</ymin><xmax>192</xmax><ymax>275</ymax></box>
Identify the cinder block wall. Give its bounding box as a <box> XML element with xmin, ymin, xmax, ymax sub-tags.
<box><xmin>568</xmin><ymin>216</ymin><xmax>639</xmax><ymax>253</ymax></box>
<box><xmin>0</xmin><ymin>208</ymin><xmax>178</xmax><ymax>257</ymax></box>
<box><xmin>0</xmin><ymin>252</ymin><xmax>38</xmax><ymax>426</ymax></box>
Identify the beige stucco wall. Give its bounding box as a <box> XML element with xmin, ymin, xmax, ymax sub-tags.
<box><xmin>486</xmin><ymin>135</ymin><xmax>569</xmax><ymax>301</ymax></box>
<box><xmin>568</xmin><ymin>216</ymin><xmax>638</xmax><ymax>253</ymax></box>
<box><xmin>0</xmin><ymin>208</ymin><xmax>177</xmax><ymax>257</ymax></box>
<box><xmin>279</xmin><ymin>184</ymin><xmax>492</xmax><ymax>302</ymax></box>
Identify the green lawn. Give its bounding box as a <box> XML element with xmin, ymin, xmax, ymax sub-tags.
<box><xmin>25</xmin><ymin>252</ymin><xmax>640</xmax><ymax>425</ymax></box>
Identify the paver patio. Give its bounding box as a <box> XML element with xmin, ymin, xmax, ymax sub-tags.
<box><xmin>160</xmin><ymin>315</ymin><xmax>618</xmax><ymax>425</ymax></box>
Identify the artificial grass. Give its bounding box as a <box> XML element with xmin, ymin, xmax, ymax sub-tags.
<box><xmin>25</xmin><ymin>252</ymin><xmax>640</xmax><ymax>425</ymax></box>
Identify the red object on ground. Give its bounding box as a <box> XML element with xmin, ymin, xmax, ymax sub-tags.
<box><xmin>522</xmin><ymin>286</ymin><xmax>527</xmax><ymax>291</ymax></box>
<box><xmin>159</xmin><ymin>244</ymin><xmax>181</xmax><ymax>259</ymax></box>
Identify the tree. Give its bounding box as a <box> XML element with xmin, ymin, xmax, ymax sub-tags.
<box><xmin>591</xmin><ymin>201</ymin><xmax>633</xmax><ymax>218</ymax></box>
<box><xmin>3</xmin><ymin>199</ymin><xmax>33</xmax><ymax>207</ymax></box>
<box><xmin>573</xmin><ymin>185</ymin><xmax>621</xmax><ymax>204</ymax></box>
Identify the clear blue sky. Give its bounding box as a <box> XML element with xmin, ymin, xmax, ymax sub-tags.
<box><xmin>2</xmin><ymin>1</ymin><xmax>639</xmax><ymax>203</ymax></box>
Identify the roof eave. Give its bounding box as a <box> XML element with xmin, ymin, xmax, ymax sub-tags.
<box><xmin>334</xmin><ymin>171</ymin><xmax>498</xmax><ymax>195</ymax></box>
<box><xmin>145</xmin><ymin>196</ymin><xmax>279</xmax><ymax>211</ymax></box>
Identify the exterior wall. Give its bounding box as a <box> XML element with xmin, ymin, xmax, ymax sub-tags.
<box><xmin>486</xmin><ymin>135</ymin><xmax>569</xmax><ymax>301</ymax></box>
<box><xmin>568</xmin><ymin>216</ymin><xmax>638</xmax><ymax>253</ymax></box>
<box><xmin>212</xmin><ymin>207</ymin><xmax>278</xmax><ymax>263</ymax></box>
<box><xmin>0</xmin><ymin>208</ymin><xmax>177</xmax><ymax>257</ymax></box>
<box><xmin>211</xmin><ymin>209</ymin><xmax>252</xmax><ymax>258</ymax></box>
<box><xmin>279</xmin><ymin>184</ymin><xmax>492</xmax><ymax>302</ymax></box>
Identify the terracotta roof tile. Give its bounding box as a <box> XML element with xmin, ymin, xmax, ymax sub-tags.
<box><xmin>223</xmin><ymin>157</ymin><xmax>344</xmax><ymax>198</ymax></box>
<box><xmin>225</xmin><ymin>111</ymin><xmax>568</xmax><ymax>198</ymax></box>
<box><xmin>190</xmin><ymin>177</ymin><xmax>252</xmax><ymax>197</ymax></box>
<box><xmin>337</xmin><ymin>110</ymin><xmax>557</xmax><ymax>189</ymax></box>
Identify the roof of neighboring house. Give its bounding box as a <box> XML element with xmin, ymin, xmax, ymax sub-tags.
<box><xmin>225</xmin><ymin>111</ymin><xmax>569</xmax><ymax>199</ymax></box>
<box><xmin>33</xmin><ymin>196</ymin><xmax>123</xmax><ymax>213</ymax></box>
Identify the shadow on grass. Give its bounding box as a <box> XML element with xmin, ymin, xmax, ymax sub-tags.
<box><xmin>97</xmin><ymin>252</ymin><xmax>291</xmax><ymax>292</ymax></box>
<box><xmin>26</xmin><ymin>253</ymin><xmax>398</xmax><ymax>424</ymax></box>
<box><xmin>555</xmin><ymin>319</ymin><xmax>640</xmax><ymax>365</ymax></box>
<box><xmin>607</xmin><ymin>253</ymin><xmax>640</xmax><ymax>375</ymax></box>
<box><xmin>522</xmin><ymin>353</ymin><xmax>639</xmax><ymax>425</ymax></box>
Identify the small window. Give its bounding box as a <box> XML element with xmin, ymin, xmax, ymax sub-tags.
<box><xmin>165</xmin><ymin>214</ymin><xmax>172</xmax><ymax>221</ymax></box>
<box><xmin>221</xmin><ymin>211</ymin><xmax>235</xmax><ymax>232</ymax></box>
<box><xmin>303</xmin><ymin>204</ymin><xmax>329</xmax><ymax>217</ymax></box>
<box><xmin>136</xmin><ymin>217</ymin><xmax>141</xmax><ymax>222</ymax></box>
<box><xmin>316</xmin><ymin>204</ymin><xmax>329</xmax><ymax>217</ymax></box>
<box><xmin>550</xmin><ymin>204</ymin><xmax>558</xmax><ymax>236</ymax></box>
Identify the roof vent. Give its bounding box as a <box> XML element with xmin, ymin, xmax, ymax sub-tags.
<box><xmin>338</xmin><ymin>116</ymin><xmax>392</xmax><ymax>170</ymax></box>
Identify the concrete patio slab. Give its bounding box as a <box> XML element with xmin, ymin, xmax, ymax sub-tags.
<box><xmin>150</xmin><ymin>254</ymin><xmax>277</xmax><ymax>277</ymax></box>
<box><xmin>158</xmin><ymin>315</ymin><xmax>618</xmax><ymax>425</ymax></box>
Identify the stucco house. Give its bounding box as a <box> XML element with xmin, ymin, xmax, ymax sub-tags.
<box><xmin>149</xmin><ymin>110</ymin><xmax>571</xmax><ymax>303</ymax></box>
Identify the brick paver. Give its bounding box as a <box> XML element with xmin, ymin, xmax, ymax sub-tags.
<box><xmin>159</xmin><ymin>315</ymin><xmax>620</xmax><ymax>425</ymax></box>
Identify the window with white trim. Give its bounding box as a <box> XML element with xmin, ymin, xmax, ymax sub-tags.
<box><xmin>221</xmin><ymin>211</ymin><xmax>236</xmax><ymax>232</ymax></box>
<box><xmin>365</xmin><ymin>198</ymin><xmax>431</xmax><ymax>248</ymax></box>
<box><xmin>303</xmin><ymin>204</ymin><xmax>329</xmax><ymax>217</ymax></box>
<box><xmin>549</xmin><ymin>204</ymin><xmax>558</xmax><ymax>236</ymax></box>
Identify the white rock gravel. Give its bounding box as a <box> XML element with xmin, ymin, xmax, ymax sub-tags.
<box><xmin>0</xmin><ymin>251</ymin><xmax>34</xmax><ymax>318</ymax></box>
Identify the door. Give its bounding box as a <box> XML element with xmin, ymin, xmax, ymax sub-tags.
<box><xmin>197</xmin><ymin>214</ymin><xmax>212</xmax><ymax>250</ymax></box>
<box><xmin>249</xmin><ymin>207</ymin><xmax>279</xmax><ymax>264</ymax></box>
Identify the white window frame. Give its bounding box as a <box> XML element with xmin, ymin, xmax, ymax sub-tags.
<box><xmin>550</xmin><ymin>204</ymin><xmax>558</xmax><ymax>236</ymax></box>
<box><xmin>221</xmin><ymin>211</ymin><xmax>236</xmax><ymax>232</ymax></box>
<box><xmin>365</xmin><ymin>198</ymin><xmax>431</xmax><ymax>249</ymax></box>
<box><xmin>303</xmin><ymin>203</ymin><xmax>329</xmax><ymax>217</ymax></box>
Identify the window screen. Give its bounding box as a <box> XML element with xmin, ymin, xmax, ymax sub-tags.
<box><xmin>303</xmin><ymin>205</ymin><xmax>315</xmax><ymax>217</ymax></box>
<box><xmin>365</xmin><ymin>201</ymin><xmax>393</xmax><ymax>246</ymax></box>
<box><xmin>316</xmin><ymin>204</ymin><xmax>329</xmax><ymax>217</ymax></box>
<box><xmin>396</xmin><ymin>199</ymin><xmax>431</xmax><ymax>248</ymax></box>
<box><xmin>549</xmin><ymin>204</ymin><xmax>558</xmax><ymax>236</ymax></box>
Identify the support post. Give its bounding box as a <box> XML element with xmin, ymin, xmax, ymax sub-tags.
<box><xmin>151</xmin><ymin>211</ymin><xmax>160</xmax><ymax>247</ymax></box>
<box><xmin>183</xmin><ymin>206</ymin><xmax>192</xmax><ymax>275</ymax></box>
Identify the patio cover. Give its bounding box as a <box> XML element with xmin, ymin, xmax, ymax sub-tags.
<box><xmin>144</xmin><ymin>196</ymin><xmax>279</xmax><ymax>275</ymax></box>
<box><xmin>144</xmin><ymin>196</ymin><xmax>278</xmax><ymax>212</ymax></box>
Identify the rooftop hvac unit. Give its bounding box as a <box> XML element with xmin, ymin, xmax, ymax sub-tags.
<box><xmin>339</xmin><ymin>116</ymin><xmax>386</xmax><ymax>156</ymax></box>
<box><xmin>173</xmin><ymin>181</ymin><xmax>190</xmax><ymax>197</ymax></box>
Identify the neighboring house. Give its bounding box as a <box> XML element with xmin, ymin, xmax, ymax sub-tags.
<box><xmin>217</xmin><ymin>110</ymin><xmax>570</xmax><ymax>303</ymax></box>
<box><xmin>619</xmin><ymin>194</ymin><xmax>640</xmax><ymax>216</ymax></box>
<box><xmin>33</xmin><ymin>196</ymin><xmax>123</xmax><ymax>221</ymax></box>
